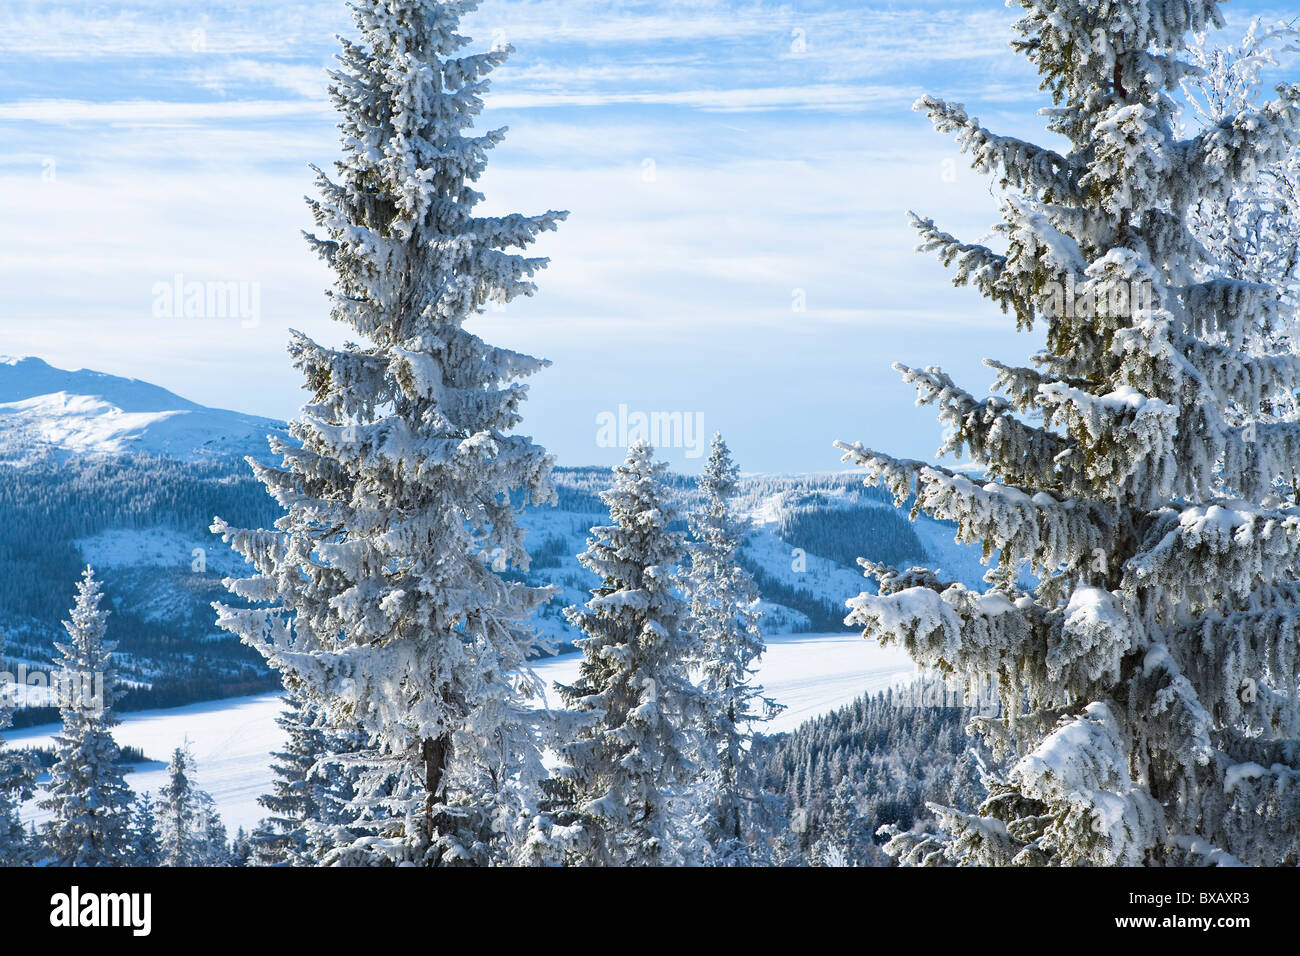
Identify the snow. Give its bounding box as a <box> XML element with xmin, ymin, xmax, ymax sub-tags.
<box><xmin>0</xmin><ymin>356</ymin><xmax>283</xmax><ymax>462</ymax></box>
<box><xmin>0</xmin><ymin>393</ymin><xmax>185</xmax><ymax>456</ymax></box>
<box><xmin>1223</xmin><ymin>761</ymin><xmax>1268</xmax><ymax>794</ymax></box>
<box><xmin>532</xmin><ymin>631</ymin><xmax>918</xmax><ymax>736</ymax></box>
<box><xmin>9</xmin><ymin>632</ymin><xmax>919</xmax><ymax>835</ymax></box>
<box><xmin>77</xmin><ymin>527</ymin><xmax>251</xmax><ymax>578</ymax></box>
<box><xmin>9</xmin><ymin>693</ymin><xmax>288</xmax><ymax>837</ymax></box>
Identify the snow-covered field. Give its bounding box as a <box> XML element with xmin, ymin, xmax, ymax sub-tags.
<box><xmin>11</xmin><ymin>693</ymin><xmax>288</xmax><ymax>836</ymax></box>
<box><xmin>530</xmin><ymin>632</ymin><xmax>917</xmax><ymax>735</ymax></box>
<box><xmin>10</xmin><ymin>632</ymin><xmax>917</xmax><ymax>834</ymax></box>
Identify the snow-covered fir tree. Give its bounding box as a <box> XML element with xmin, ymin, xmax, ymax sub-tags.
<box><xmin>156</xmin><ymin>749</ymin><xmax>196</xmax><ymax>868</ymax></box>
<box><xmin>836</xmin><ymin>0</ymin><xmax>1300</xmax><ymax>865</ymax></box>
<box><xmin>0</xmin><ymin>633</ymin><xmax>34</xmax><ymax>866</ymax></box>
<box><xmin>155</xmin><ymin>746</ymin><xmax>227</xmax><ymax>866</ymax></box>
<box><xmin>196</xmin><ymin>789</ymin><xmax>233</xmax><ymax>866</ymax></box>
<box><xmin>157</xmin><ymin>748</ymin><xmax>197</xmax><ymax>867</ymax></box>
<box><xmin>211</xmin><ymin>0</ymin><xmax>566</xmax><ymax>866</ymax></box>
<box><xmin>1183</xmin><ymin>20</ymin><xmax>1300</xmax><ymax>372</ymax></box>
<box><xmin>531</xmin><ymin>442</ymin><xmax>706</xmax><ymax>866</ymax></box>
<box><xmin>250</xmin><ymin>690</ymin><xmax>328</xmax><ymax>866</ymax></box>
<box><xmin>129</xmin><ymin>792</ymin><xmax>161</xmax><ymax>867</ymax></box>
<box><xmin>809</xmin><ymin>777</ymin><xmax>872</xmax><ymax>868</ymax></box>
<box><xmin>303</xmin><ymin>720</ymin><xmax>374</xmax><ymax>862</ymax></box>
<box><xmin>40</xmin><ymin>567</ymin><xmax>135</xmax><ymax>866</ymax></box>
<box><xmin>684</xmin><ymin>433</ymin><xmax>782</xmax><ymax>862</ymax></box>
<box><xmin>232</xmin><ymin>828</ymin><xmax>252</xmax><ymax>867</ymax></box>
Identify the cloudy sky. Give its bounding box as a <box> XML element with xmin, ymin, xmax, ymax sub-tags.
<box><xmin>3</xmin><ymin>0</ymin><xmax>1296</xmax><ymax>471</ymax></box>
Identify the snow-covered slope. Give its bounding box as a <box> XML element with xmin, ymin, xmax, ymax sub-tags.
<box><xmin>9</xmin><ymin>633</ymin><xmax>919</xmax><ymax>834</ymax></box>
<box><xmin>0</xmin><ymin>356</ymin><xmax>283</xmax><ymax>461</ymax></box>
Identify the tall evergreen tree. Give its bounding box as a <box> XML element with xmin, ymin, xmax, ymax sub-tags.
<box><xmin>128</xmin><ymin>792</ymin><xmax>161</xmax><ymax>867</ymax></box>
<box><xmin>539</xmin><ymin>442</ymin><xmax>706</xmax><ymax>866</ymax></box>
<box><xmin>837</xmin><ymin>0</ymin><xmax>1300</xmax><ymax>865</ymax></box>
<box><xmin>250</xmin><ymin>690</ymin><xmax>327</xmax><ymax>866</ymax></box>
<box><xmin>196</xmin><ymin>789</ymin><xmax>232</xmax><ymax>867</ymax></box>
<box><xmin>685</xmin><ymin>434</ymin><xmax>782</xmax><ymax>862</ymax></box>
<box><xmin>212</xmin><ymin>0</ymin><xmax>566</xmax><ymax>866</ymax></box>
<box><xmin>157</xmin><ymin>748</ymin><xmax>197</xmax><ymax>867</ymax></box>
<box><xmin>40</xmin><ymin>567</ymin><xmax>134</xmax><ymax>866</ymax></box>
<box><xmin>0</xmin><ymin>633</ymin><xmax>34</xmax><ymax>866</ymax></box>
<box><xmin>155</xmin><ymin>746</ymin><xmax>229</xmax><ymax>867</ymax></box>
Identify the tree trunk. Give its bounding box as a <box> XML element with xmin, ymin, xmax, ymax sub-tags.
<box><xmin>422</xmin><ymin>735</ymin><xmax>449</xmax><ymax>844</ymax></box>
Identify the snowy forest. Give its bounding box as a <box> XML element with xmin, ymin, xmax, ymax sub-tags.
<box><xmin>4</xmin><ymin>0</ymin><xmax>1300</xmax><ymax>872</ymax></box>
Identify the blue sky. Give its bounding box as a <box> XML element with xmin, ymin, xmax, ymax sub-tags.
<box><xmin>3</xmin><ymin>0</ymin><xmax>1297</xmax><ymax>472</ymax></box>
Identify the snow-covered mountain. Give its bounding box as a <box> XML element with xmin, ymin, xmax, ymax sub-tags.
<box><xmin>0</xmin><ymin>356</ymin><xmax>284</xmax><ymax>461</ymax></box>
<box><xmin>0</xmin><ymin>356</ymin><xmax>983</xmax><ymax>727</ymax></box>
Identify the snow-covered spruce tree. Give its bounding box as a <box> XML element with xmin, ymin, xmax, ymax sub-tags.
<box><xmin>534</xmin><ymin>442</ymin><xmax>706</xmax><ymax>866</ymax></box>
<box><xmin>684</xmin><ymin>433</ymin><xmax>782</xmax><ymax>862</ymax></box>
<box><xmin>0</xmin><ymin>634</ymin><xmax>34</xmax><ymax>866</ymax></box>
<box><xmin>303</xmin><ymin>720</ymin><xmax>374</xmax><ymax>861</ymax></box>
<box><xmin>211</xmin><ymin>0</ymin><xmax>566</xmax><ymax>866</ymax></box>
<box><xmin>196</xmin><ymin>789</ymin><xmax>233</xmax><ymax>866</ymax></box>
<box><xmin>232</xmin><ymin>828</ymin><xmax>252</xmax><ymax>866</ymax></box>
<box><xmin>129</xmin><ymin>793</ymin><xmax>161</xmax><ymax>867</ymax></box>
<box><xmin>40</xmin><ymin>567</ymin><xmax>135</xmax><ymax>866</ymax></box>
<box><xmin>1183</xmin><ymin>20</ymin><xmax>1300</xmax><ymax>371</ymax></box>
<box><xmin>809</xmin><ymin>777</ymin><xmax>873</xmax><ymax>868</ymax></box>
<box><xmin>250</xmin><ymin>690</ymin><xmax>328</xmax><ymax>866</ymax></box>
<box><xmin>156</xmin><ymin>748</ymin><xmax>197</xmax><ymax>867</ymax></box>
<box><xmin>156</xmin><ymin>746</ymin><xmax>227</xmax><ymax>866</ymax></box>
<box><xmin>836</xmin><ymin>1</ymin><xmax>1300</xmax><ymax>866</ymax></box>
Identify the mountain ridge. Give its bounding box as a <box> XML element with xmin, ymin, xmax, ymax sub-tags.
<box><xmin>0</xmin><ymin>356</ymin><xmax>284</xmax><ymax>461</ymax></box>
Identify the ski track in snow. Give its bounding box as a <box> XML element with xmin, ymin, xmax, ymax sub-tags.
<box><xmin>9</xmin><ymin>633</ymin><xmax>917</xmax><ymax>834</ymax></box>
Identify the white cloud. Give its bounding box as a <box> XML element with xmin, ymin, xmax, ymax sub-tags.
<box><xmin>0</xmin><ymin>98</ymin><xmax>331</xmax><ymax>124</ymax></box>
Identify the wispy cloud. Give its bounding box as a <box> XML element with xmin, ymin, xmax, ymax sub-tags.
<box><xmin>3</xmin><ymin>0</ymin><xmax>1293</xmax><ymax>470</ymax></box>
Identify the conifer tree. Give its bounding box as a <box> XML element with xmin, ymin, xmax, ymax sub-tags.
<box><xmin>212</xmin><ymin>0</ymin><xmax>566</xmax><ymax>866</ymax></box>
<box><xmin>1183</xmin><ymin>18</ymin><xmax>1300</xmax><ymax>352</ymax></box>
<box><xmin>129</xmin><ymin>792</ymin><xmax>161</xmax><ymax>867</ymax></box>
<box><xmin>809</xmin><ymin>778</ymin><xmax>872</xmax><ymax>868</ymax></box>
<box><xmin>196</xmin><ymin>789</ymin><xmax>232</xmax><ymax>866</ymax></box>
<box><xmin>837</xmin><ymin>0</ymin><xmax>1300</xmax><ymax>865</ymax></box>
<box><xmin>155</xmin><ymin>747</ymin><xmax>226</xmax><ymax>866</ymax></box>
<box><xmin>232</xmin><ymin>828</ymin><xmax>252</xmax><ymax>867</ymax></box>
<box><xmin>250</xmin><ymin>690</ymin><xmax>327</xmax><ymax>866</ymax></box>
<box><xmin>40</xmin><ymin>567</ymin><xmax>135</xmax><ymax>866</ymax></box>
<box><xmin>304</xmin><ymin>721</ymin><xmax>374</xmax><ymax>863</ymax></box>
<box><xmin>540</xmin><ymin>442</ymin><xmax>706</xmax><ymax>866</ymax></box>
<box><xmin>157</xmin><ymin>748</ymin><xmax>197</xmax><ymax>867</ymax></box>
<box><xmin>684</xmin><ymin>434</ymin><xmax>782</xmax><ymax>862</ymax></box>
<box><xmin>0</xmin><ymin>631</ymin><xmax>34</xmax><ymax>866</ymax></box>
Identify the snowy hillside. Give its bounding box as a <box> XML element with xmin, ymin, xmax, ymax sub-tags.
<box><xmin>8</xmin><ymin>633</ymin><xmax>919</xmax><ymax>834</ymax></box>
<box><xmin>0</xmin><ymin>357</ymin><xmax>985</xmax><ymax>725</ymax></box>
<box><xmin>0</xmin><ymin>356</ymin><xmax>284</xmax><ymax>461</ymax></box>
